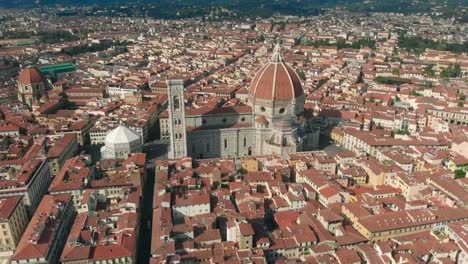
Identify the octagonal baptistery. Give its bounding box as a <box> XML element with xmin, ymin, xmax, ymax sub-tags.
<box><xmin>249</xmin><ymin>43</ymin><xmax>305</xmax><ymax>125</ymax></box>
<box><xmin>101</xmin><ymin>125</ymin><xmax>142</xmax><ymax>160</ymax></box>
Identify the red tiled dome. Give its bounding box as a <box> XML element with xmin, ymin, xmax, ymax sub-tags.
<box><xmin>249</xmin><ymin>61</ymin><xmax>303</xmax><ymax>101</ymax></box>
<box><xmin>249</xmin><ymin>43</ymin><xmax>303</xmax><ymax>101</ymax></box>
<box><xmin>18</xmin><ymin>67</ymin><xmax>47</xmax><ymax>85</ymax></box>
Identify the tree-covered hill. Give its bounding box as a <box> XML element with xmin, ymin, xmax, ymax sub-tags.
<box><xmin>0</xmin><ymin>0</ymin><xmax>465</xmax><ymax>19</ymax></box>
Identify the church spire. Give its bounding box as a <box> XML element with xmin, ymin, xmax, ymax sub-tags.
<box><xmin>271</xmin><ymin>42</ymin><xmax>284</xmax><ymax>63</ymax></box>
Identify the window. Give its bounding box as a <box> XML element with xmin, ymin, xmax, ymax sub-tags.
<box><xmin>202</xmin><ymin>119</ymin><xmax>207</xmax><ymax>125</ymax></box>
<box><xmin>279</xmin><ymin>108</ymin><xmax>285</xmax><ymax>114</ymax></box>
<box><xmin>224</xmin><ymin>139</ymin><xmax>228</xmax><ymax>149</ymax></box>
<box><xmin>222</xmin><ymin>118</ymin><xmax>227</xmax><ymax>123</ymax></box>
<box><xmin>260</xmin><ymin>106</ymin><xmax>266</xmax><ymax>112</ymax></box>
<box><xmin>241</xmin><ymin>117</ymin><xmax>246</xmax><ymax>122</ymax></box>
<box><xmin>244</xmin><ymin>137</ymin><xmax>247</xmax><ymax>147</ymax></box>
<box><xmin>173</xmin><ymin>96</ymin><xmax>180</xmax><ymax>110</ymax></box>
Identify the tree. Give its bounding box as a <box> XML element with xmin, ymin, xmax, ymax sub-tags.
<box><xmin>441</xmin><ymin>64</ymin><xmax>462</xmax><ymax>78</ymax></box>
<box><xmin>375</xmin><ymin>76</ymin><xmax>411</xmax><ymax>85</ymax></box>
<box><xmin>39</xmin><ymin>30</ymin><xmax>80</xmax><ymax>44</ymax></box>
<box><xmin>459</xmin><ymin>94</ymin><xmax>466</xmax><ymax>101</ymax></box>
<box><xmin>455</xmin><ymin>169</ymin><xmax>466</xmax><ymax>179</ymax></box>
<box><xmin>423</xmin><ymin>64</ymin><xmax>435</xmax><ymax>77</ymax></box>
<box><xmin>392</xmin><ymin>68</ymin><xmax>400</xmax><ymax>76</ymax></box>
<box><xmin>411</xmin><ymin>90</ymin><xmax>423</xmax><ymax>96</ymax></box>
<box><xmin>458</xmin><ymin>102</ymin><xmax>464</xmax><ymax>107</ymax></box>
<box><xmin>297</xmin><ymin>71</ymin><xmax>306</xmax><ymax>81</ymax></box>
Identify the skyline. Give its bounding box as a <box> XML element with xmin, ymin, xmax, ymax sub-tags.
<box><xmin>0</xmin><ymin>2</ymin><xmax>467</xmax><ymax>263</ymax></box>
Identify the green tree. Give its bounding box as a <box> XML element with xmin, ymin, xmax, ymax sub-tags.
<box><xmin>441</xmin><ymin>64</ymin><xmax>462</xmax><ymax>78</ymax></box>
<box><xmin>297</xmin><ymin>71</ymin><xmax>306</xmax><ymax>81</ymax></box>
<box><xmin>423</xmin><ymin>64</ymin><xmax>435</xmax><ymax>77</ymax></box>
<box><xmin>39</xmin><ymin>30</ymin><xmax>80</xmax><ymax>44</ymax></box>
<box><xmin>455</xmin><ymin>169</ymin><xmax>466</xmax><ymax>179</ymax></box>
<box><xmin>375</xmin><ymin>76</ymin><xmax>411</xmax><ymax>85</ymax></box>
<box><xmin>411</xmin><ymin>90</ymin><xmax>423</xmax><ymax>96</ymax></box>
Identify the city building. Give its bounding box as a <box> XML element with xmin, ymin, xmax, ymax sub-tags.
<box><xmin>100</xmin><ymin>125</ymin><xmax>142</xmax><ymax>160</ymax></box>
<box><xmin>48</xmin><ymin>155</ymin><xmax>95</xmax><ymax>207</ymax></box>
<box><xmin>167</xmin><ymin>43</ymin><xmax>320</xmax><ymax>159</ymax></box>
<box><xmin>47</xmin><ymin>133</ymin><xmax>79</xmax><ymax>175</ymax></box>
<box><xmin>11</xmin><ymin>194</ymin><xmax>75</xmax><ymax>264</ymax></box>
<box><xmin>61</xmin><ymin>187</ymin><xmax>139</xmax><ymax>263</ymax></box>
<box><xmin>16</xmin><ymin>67</ymin><xmax>49</xmax><ymax>108</ymax></box>
<box><xmin>0</xmin><ymin>158</ymin><xmax>52</xmax><ymax>215</ymax></box>
<box><xmin>0</xmin><ymin>196</ymin><xmax>29</xmax><ymax>261</ymax></box>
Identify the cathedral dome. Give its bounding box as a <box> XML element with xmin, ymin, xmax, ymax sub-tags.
<box><xmin>249</xmin><ymin>43</ymin><xmax>304</xmax><ymax>101</ymax></box>
<box><xmin>18</xmin><ymin>67</ymin><xmax>47</xmax><ymax>85</ymax></box>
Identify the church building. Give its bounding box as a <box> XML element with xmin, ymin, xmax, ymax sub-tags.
<box><xmin>167</xmin><ymin>43</ymin><xmax>320</xmax><ymax>159</ymax></box>
<box><xmin>101</xmin><ymin>125</ymin><xmax>143</xmax><ymax>160</ymax></box>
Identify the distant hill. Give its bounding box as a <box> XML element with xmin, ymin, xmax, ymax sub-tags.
<box><xmin>0</xmin><ymin>0</ymin><xmax>464</xmax><ymax>19</ymax></box>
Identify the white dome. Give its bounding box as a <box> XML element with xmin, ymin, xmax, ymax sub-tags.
<box><xmin>105</xmin><ymin>125</ymin><xmax>141</xmax><ymax>145</ymax></box>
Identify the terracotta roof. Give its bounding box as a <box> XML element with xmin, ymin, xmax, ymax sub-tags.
<box><xmin>0</xmin><ymin>196</ymin><xmax>22</xmax><ymax>220</ymax></box>
<box><xmin>239</xmin><ymin>222</ymin><xmax>255</xmax><ymax>236</ymax></box>
<box><xmin>249</xmin><ymin>61</ymin><xmax>303</xmax><ymax>101</ymax></box>
<box><xmin>12</xmin><ymin>194</ymin><xmax>72</xmax><ymax>261</ymax></box>
<box><xmin>47</xmin><ymin>133</ymin><xmax>77</xmax><ymax>158</ymax></box>
<box><xmin>18</xmin><ymin>67</ymin><xmax>47</xmax><ymax>85</ymax></box>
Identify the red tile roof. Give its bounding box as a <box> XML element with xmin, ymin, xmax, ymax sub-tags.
<box><xmin>250</xmin><ymin>62</ymin><xmax>303</xmax><ymax>101</ymax></box>
<box><xmin>12</xmin><ymin>194</ymin><xmax>72</xmax><ymax>261</ymax></box>
<box><xmin>47</xmin><ymin>133</ymin><xmax>77</xmax><ymax>158</ymax></box>
<box><xmin>18</xmin><ymin>67</ymin><xmax>47</xmax><ymax>85</ymax></box>
<box><xmin>0</xmin><ymin>195</ymin><xmax>22</xmax><ymax>220</ymax></box>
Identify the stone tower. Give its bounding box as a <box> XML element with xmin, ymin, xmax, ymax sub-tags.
<box><xmin>167</xmin><ymin>79</ymin><xmax>187</xmax><ymax>159</ymax></box>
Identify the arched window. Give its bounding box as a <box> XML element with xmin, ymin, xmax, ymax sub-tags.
<box><xmin>173</xmin><ymin>96</ymin><xmax>180</xmax><ymax>110</ymax></box>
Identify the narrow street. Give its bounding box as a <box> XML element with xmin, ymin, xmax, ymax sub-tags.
<box><xmin>137</xmin><ymin>165</ymin><xmax>155</xmax><ymax>263</ymax></box>
<box><xmin>137</xmin><ymin>140</ymin><xmax>169</xmax><ymax>263</ymax></box>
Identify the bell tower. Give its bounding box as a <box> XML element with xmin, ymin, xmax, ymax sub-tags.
<box><xmin>167</xmin><ymin>79</ymin><xmax>187</xmax><ymax>159</ymax></box>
